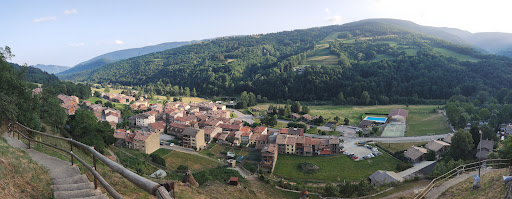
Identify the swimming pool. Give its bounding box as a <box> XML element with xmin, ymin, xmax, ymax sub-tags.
<box><xmin>363</xmin><ymin>116</ymin><xmax>387</xmax><ymax>123</ymax></box>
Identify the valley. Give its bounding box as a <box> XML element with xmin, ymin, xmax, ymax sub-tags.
<box><xmin>3</xmin><ymin>4</ymin><xmax>512</xmax><ymax>198</ymax></box>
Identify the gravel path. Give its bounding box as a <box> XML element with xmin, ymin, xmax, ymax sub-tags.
<box><xmin>425</xmin><ymin>168</ymin><xmax>494</xmax><ymax>199</ymax></box>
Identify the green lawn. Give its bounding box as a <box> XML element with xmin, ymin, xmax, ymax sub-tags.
<box><xmin>273</xmin><ymin>153</ymin><xmax>401</xmax><ymax>182</ymax></box>
<box><xmin>163</xmin><ymin>151</ymin><xmax>220</xmax><ymax>172</ymax></box>
<box><xmin>152</xmin><ymin>148</ymin><xmax>173</xmax><ymax>157</ymax></box>
<box><xmin>199</xmin><ymin>143</ymin><xmax>225</xmax><ymax>157</ymax></box>
<box><xmin>306</xmin><ymin>127</ymin><xmax>340</xmax><ymax>136</ymax></box>
<box><xmin>377</xmin><ymin>142</ymin><xmax>428</xmax><ymax>153</ymax></box>
<box><xmin>85</xmin><ymin>97</ymin><xmax>126</xmax><ymax>110</ymax></box>
<box><xmin>406</xmin><ymin>106</ymin><xmax>451</xmax><ymax>136</ymax></box>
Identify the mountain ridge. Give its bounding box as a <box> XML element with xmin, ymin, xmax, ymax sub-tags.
<box><xmin>57</xmin><ymin>40</ymin><xmax>200</xmax><ymax>78</ymax></box>
<box><xmin>31</xmin><ymin>64</ymin><xmax>70</xmax><ymax>74</ymax></box>
<box><xmin>60</xmin><ymin>18</ymin><xmax>512</xmax><ymax>105</ymax></box>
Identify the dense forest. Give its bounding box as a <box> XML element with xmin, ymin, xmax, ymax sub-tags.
<box><xmin>64</xmin><ymin>20</ymin><xmax>512</xmax><ymax>104</ymax></box>
<box><xmin>0</xmin><ymin>47</ymin><xmax>91</xmax><ymax>133</ymax></box>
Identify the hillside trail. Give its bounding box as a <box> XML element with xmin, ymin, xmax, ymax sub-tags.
<box><xmin>424</xmin><ymin>167</ymin><xmax>494</xmax><ymax>199</ymax></box>
<box><xmin>2</xmin><ymin>131</ymin><xmax>108</xmax><ymax>199</ymax></box>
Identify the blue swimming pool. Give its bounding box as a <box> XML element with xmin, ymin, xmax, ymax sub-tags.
<box><xmin>364</xmin><ymin>116</ymin><xmax>387</xmax><ymax>123</ymax></box>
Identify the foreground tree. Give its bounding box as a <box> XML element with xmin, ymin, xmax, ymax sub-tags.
<box><xmin>448</xmin><ymin>129</ymin><xmax>474</xmax><ymax>161</ymax></box>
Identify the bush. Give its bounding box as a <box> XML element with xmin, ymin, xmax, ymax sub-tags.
<box><xmin>425</xmin><ymin>150</ymin><xmax>436</xmax><ymax>161</ymax></box>
<box><xmin>177</xmin><ymin>165</ymin><xmax>189</xmax><ymax>172</ymax></box>
<box><xmin>297</xmin><ymin>162</ymin><xmax>320</xmax><ymax>174</ymax></box>
<box><xmin>396</xmin><ymin>162</ymin><xmax>413</xmax><ymax>171</ymax></box>
<box><xmin>194</xmin><ymin>166</ymin><xmax>245</xmax><ymax>185</ymax></box>
<box><xmin>243</xmin><ymin>163</ymin><xmax>258</xmax><ymax>174</ymax></box>
<box><xmin>149</xmin><ymin>154</ymin><xmax>166</xmax><ymax>167</ymax></box>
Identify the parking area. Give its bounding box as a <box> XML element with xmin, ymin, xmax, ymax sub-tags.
<box><xmin>341</xmin><ymin>140</ymin><xmax>381</xmax><ymax>161</ymax></box>
<box><xmin>337</xmin><ymin>125</ymin><xmax>361</xmax><ymax>137</ymax></box>
<box><xmin>159</xmin><ymin>134</ymin><xmax>175</xmax><ymax>141</ymax></box>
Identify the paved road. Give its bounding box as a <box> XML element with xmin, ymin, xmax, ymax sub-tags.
<box><xmin>229</xmin><ymin>109</ymin><xmax>256</xmax><ymax>124</ymax></box>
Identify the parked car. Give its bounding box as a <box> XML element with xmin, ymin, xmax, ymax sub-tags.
<box><xmin>352</xmin><ymin>156</ymin><xmax>358</xmax><ymax>160</ymax></box>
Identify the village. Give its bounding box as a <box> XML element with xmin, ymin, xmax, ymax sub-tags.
<box><xmin>48</xmin><ymin>89</ymin><xmax>512</xmax><ymax>199</ymax></box>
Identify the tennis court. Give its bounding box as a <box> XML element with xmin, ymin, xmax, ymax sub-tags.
<box><xmin>381</xmin><ymin>123</ymin><xmax>406</xmax><ymax>137</ymax></box>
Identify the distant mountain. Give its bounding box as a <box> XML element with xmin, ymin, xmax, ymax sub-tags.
<box><xmin>57</xmin><ymin>40</ymin><xmax>199</xmax><ymax>79</ymax></box>
<box><xmin>31</xmin><ymin>64</ymin><xmax>70</xmax><ymax>74</ymax></box>
<box><xmin>345</xmin><ymin>19</ymin><xmax>512</xmax><ymax>57</ymax></box>
<box><xmin>343</xmin><ymin>19</ymin><xmax>474</xmax><ymax>47</ymax></box>
<box><xmin>11</xmin><ymin>63</ymin><xmax>60</xmax><ymax>85</ymax></box>
<box><xmin>439</xmin><ymin>29</ymin><xmax>512</xmax><ymax>56</ymax></box>
<box><xmin>62</xmin><ymin>18</ymin><xmax>512</xmax><ymax>104</ymax></box>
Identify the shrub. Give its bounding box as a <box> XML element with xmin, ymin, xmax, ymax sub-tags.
<box><xmin>177</xmin><ymin>165</ymin><xmax>189</xmax><ymax>172</ymax></box>
<box><xmin>194</xmin><ymin>167</ymin><xmax>245</xmax><ymax>185</ymax></box>
<box><xmin>396</xmin><ymin>162</ymin><xmax>413</xmax><ymax>171</ymax></box>
<box><xmin>297</xmin><ymin>162</ymin><xmax>320</xmax><ymax>174</ymax></box>
<box><xmin>149</xmin><ymin>154</ymin><xmax>166</xmax><ymax>167</ymax></box>
<box><xmin>243</xmin><ymin>163</ymin><xmax>258</xmax><ymax>174</ymax></box>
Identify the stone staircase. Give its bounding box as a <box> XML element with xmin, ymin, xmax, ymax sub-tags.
<box><xmin>2</xmin><ymin>132</ymin><xmax>108</xmax><ymax>199</ymax></box>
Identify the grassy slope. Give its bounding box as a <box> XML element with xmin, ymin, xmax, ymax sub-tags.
<box><xmin>175</xmin><ymin>179</ymin><xmax>303</xmax><ymax>199</ymax></box>
<box><xmin>163</xmin><ymin>151</ymin><xmax>221</xmax><ymax>172</ymax></box>
<box><xmin>273</xmin><ymin>153</ymin><xmax>400</xmax><ymax>182</ymax></box>
<box><xmin>377</xmin><ymin>142</ymin><xmax>428</xmax><ymax>153</ymax></box>
<box><xmin>306</xmin><ymin>44</ymin><xmax>339</xmax><ymax>65</ymax></box>
<box><xmin>0</xmin><ymin>136</ymin><xmax>53</xmax><ymax>198</ymax></box>
<box><xmin>439</xmin><ymin>168</ymin><xmax>509</xmax><ymax>199</ymax></box>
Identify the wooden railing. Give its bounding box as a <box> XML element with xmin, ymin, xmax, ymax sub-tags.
<box><xmin>8</xmin><ymin>122</ymin><xmax>173</xmax><ymax>199</ymax></box>
<box><xmin>414</xmin><ymin>158</ymin><xmax>512</xmax><ymax>199</ymax></box>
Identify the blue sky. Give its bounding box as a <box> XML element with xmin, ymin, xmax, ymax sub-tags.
<box><xmin>1</xmin><ymin>0</ymin><xmax>511</xmax><ymax>66</ymax></box>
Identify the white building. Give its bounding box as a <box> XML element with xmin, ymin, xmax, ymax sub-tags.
<box><xmin>136</xmin><ymin>113</ymin><xmax>155</xmax><ymax>127</ymax></box>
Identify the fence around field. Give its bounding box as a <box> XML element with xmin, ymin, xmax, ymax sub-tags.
<box><xmin>414</xmin><ymin>158</ymin><xmax>512</xmax><ymax>199</ymax></box>
<box><xmin>8</xmin><ymin>122</ymin><xmax>174</xmax><ymax>199</ymax></box>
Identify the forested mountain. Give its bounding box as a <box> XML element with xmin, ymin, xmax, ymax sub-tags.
<box><xmin>57</xmin><ymin>40</ymin><xmax>199</xmax><ymax>78</ymax></box>
<box><xmin>439</xmin><ymin>28</ymin><xmax>512</xmax><ymax>57</ymax></box>
<box><xmin>32</xmin><ymin>64</ymin><xmax>70</xmax><ymax>74</ymax></box>
<box><xmin>65</xmin><ymin>19</ymin><xmax>512</xmax><ymax>104</ymax></box>
<box><xmin>1</xmin><ymin>46</ymin><xmax>91</xmax><ymax>132</ymax></box>
<box><xmin>11</xmin><ymin>63</ymin><xmax>61</xmax><ymax>85</ymax></box>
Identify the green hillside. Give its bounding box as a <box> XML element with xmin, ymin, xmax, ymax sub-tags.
<box><xmin>65</xmin><ymin>19</ymin><xmax>512</xmax><ymax>104</ymax></box>
<box><xmin>57</xmin><ymin>40</ymin><xmax>197</xmax><ymax>78</ymax></box>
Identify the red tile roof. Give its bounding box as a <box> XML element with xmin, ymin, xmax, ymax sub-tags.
<box><xmin>253</xmin><ymin>126</ymin><xmax>267</xmax><ymax>134</ymax></box>
<box><xmin>150</xmin><ymin>121</ymin><xmax>166</xmax><ymax>130</ymax></box>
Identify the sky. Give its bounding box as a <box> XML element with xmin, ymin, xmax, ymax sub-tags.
<box><xmin>1</xmin><ymin>0</ymin><xmax>511</xmax><ymax>67</ymax></box>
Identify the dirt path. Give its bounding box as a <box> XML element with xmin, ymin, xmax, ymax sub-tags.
<box><xmin>425</xmin><ymin>168</ymin><xmax>494</xmax><ymax>199</ymax></box>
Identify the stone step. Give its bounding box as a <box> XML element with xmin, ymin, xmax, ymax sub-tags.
<box><xmin>52</xmin><ymin>174</ymin><xmax>90</xmax><ymax>185</ymax></box>
<box><xmin>52</xmin><ymin>182</ymin><xmax>95</xmax><ymax>192</ymax></box>
<box><xmin>54</xmin><ymin>189</ymin><xmax>102</xmax><ymax>199</ymax></box>
<box><xmin>52</xmin><ymin>165</ymin><xmax>82</xmax><ymax>180</ymax></box>
<box><xmin>70</xmin><ymin>194</ymin><xmax>109</xmax><ymax>199</ymax></box>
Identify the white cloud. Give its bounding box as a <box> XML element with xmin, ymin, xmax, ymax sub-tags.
<box><xmin>114</xmin><ymin>40</ymin><xmax>124</xmax><ymax>45</ymax></box>
<box><xmin>64</xmin><ymin>9</ymin><xmax>78</xmax><ymax>15</ymax></box>
<box><xmin>326</xmin><ymin>16</ymin><xmax>343</xmax><ymax>24</ymax></box>
<box><xmin>33</xmin><ymin>16</ymin><xmax>57</xmax><ymax>23</ymax></box>
<box><xmin>69</xmin><ymin>42</ymin><xmax>85</xmax><ymax>47</ymax></box>
<box><xmin>325</xmin><ymin>8</ymin><xmax>330</xmax><ymax>14</ymax></box>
